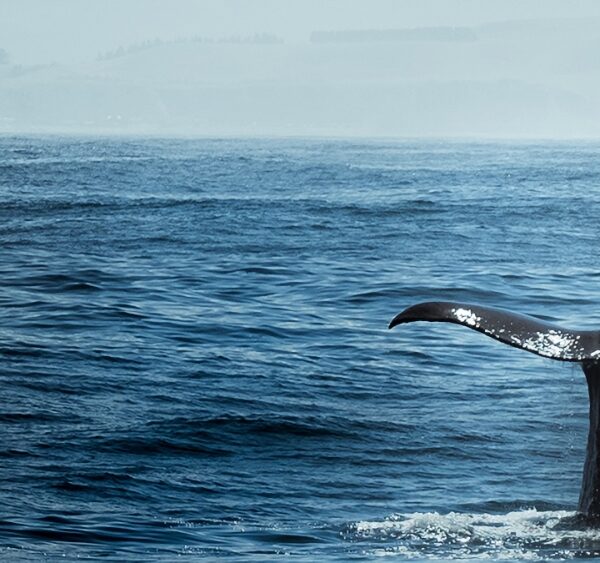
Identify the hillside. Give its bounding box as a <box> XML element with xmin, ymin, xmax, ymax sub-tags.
<box><xmin>2</xmin><ymin>19</ymin><xmax>600</xmax><ymax>137</ymax></box>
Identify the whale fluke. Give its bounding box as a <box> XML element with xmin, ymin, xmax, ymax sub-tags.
<box><xmin>389</xmin><ymin>301</ymin><xmax>600</xmax><ymax>521</ymax></box>
<box><xmin>389</xmin><ymin>301</ymin><xmax>600</xmax><ymax>362</ymax></box>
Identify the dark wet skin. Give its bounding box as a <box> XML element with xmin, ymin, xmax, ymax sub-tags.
<box><xmin>390</xmin><ymin>301</ymin><xmax>600</xmax><ymax>522</ymax></box>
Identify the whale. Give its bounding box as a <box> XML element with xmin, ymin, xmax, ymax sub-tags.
<box><xmin>389</xmin><ymin>301</ymin><xmax>600</xmax><ymax>521</ymax></box>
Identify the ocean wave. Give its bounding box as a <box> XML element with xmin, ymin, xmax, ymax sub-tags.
<box><xmin>3</xmin><ymin>137</ymin><xmax>600</xmax><ymax>560</ymax></box>
<box><xmin>91</xmin><ymin>414</ymin><xmax>362</xmax><ymax>458</ymax></box>
<box><xmin>343</xmin><ymin>509</ymin><xmax>600</xmax><ymax>560</ymax></box>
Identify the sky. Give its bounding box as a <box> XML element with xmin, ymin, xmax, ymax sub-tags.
<box><xmin>3</xmin><ymin>0</ymin><xmax>600</xmax><ymax>137</ymax></box>
<box><xmin>3</xmin><ymin>0</ymin><xmax>600</xmax><ymax>65</ymax></box>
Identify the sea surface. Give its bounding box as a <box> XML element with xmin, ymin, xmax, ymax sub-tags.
<box><xmin>2</xmin><ymin>136</ymin><xmax>600</xmax><ymax>561</ymax></box>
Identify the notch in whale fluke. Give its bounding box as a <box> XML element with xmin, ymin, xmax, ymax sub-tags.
<box><xmin>389</xmin><ymin>301</ymin><xmax>600</xmax><ymax>362</ymax></box>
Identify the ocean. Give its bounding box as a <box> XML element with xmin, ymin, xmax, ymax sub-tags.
<box><xmin>2</xmin><ymin>135</ymin><xmax>600</xmax><ymax>560</ymax></box>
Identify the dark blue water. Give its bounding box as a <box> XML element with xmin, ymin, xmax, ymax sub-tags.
<box><xmin>2</xmin><ymin>136</ymin><xmax>600</xmax><ymax>560</ymax></box>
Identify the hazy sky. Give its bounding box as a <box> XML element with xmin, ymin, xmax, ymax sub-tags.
<box><xmin>4</xmin><ymin>0</ymin><xmax>600</xmax><ymax>65</ymax></box>
<box><xmin>4</xmin><ymin>0</ymin><xmax>600</xmax><ymax>137</ymax></box>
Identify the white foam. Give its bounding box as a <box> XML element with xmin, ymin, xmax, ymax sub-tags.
<box><xmin>345</xmin><ymin>509</ymin><xmax>599</xmax><ymax>560</ymax></box>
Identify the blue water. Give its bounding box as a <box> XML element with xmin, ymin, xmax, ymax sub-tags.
<box><xmin>2</xmin><ymin>136</ymin><xmax>600</xmax><ymax>560</ymax></box>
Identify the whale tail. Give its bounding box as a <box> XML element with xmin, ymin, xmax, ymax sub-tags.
<box><xmin>389</xmin><ymin>301</ymin><xmax>600</xmax><ymax>362</ymax></box>
<box><xmin>389</xmin><ymin>300</ymin><xmax>600</xmax><ymax>520</ymax></box>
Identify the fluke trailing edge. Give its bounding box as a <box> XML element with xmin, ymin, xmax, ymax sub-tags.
<box><xmin>389</xmin><ymin>301</ymin><xmax>600</xmax><ymax>520</ymax></box>
<box><xmin>389</xmin><ymin>301</ymin><xmax>600</xmax><ymax>361</ymax></box>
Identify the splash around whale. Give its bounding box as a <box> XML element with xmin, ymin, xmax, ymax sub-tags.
<box><xmin>389</xmin><ymin>301</ymin><xmax>600</xmax><ymax>522</ymax></box>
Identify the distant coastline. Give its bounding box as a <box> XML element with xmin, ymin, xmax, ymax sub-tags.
<box><xmin>310</xmin><ymin>26</ymin><xmax>478</xmax><ymax>43</ymax></box>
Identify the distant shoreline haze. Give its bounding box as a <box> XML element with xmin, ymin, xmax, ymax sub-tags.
<box><xmin>310</xmin><ymin>27</ymin><xmax>478</xmax><ymax>43</ymax></box>
<box><xmin>1</xmin><ymin>19</ymin><xmax>600</xmax><ymax>138</ymax></box>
